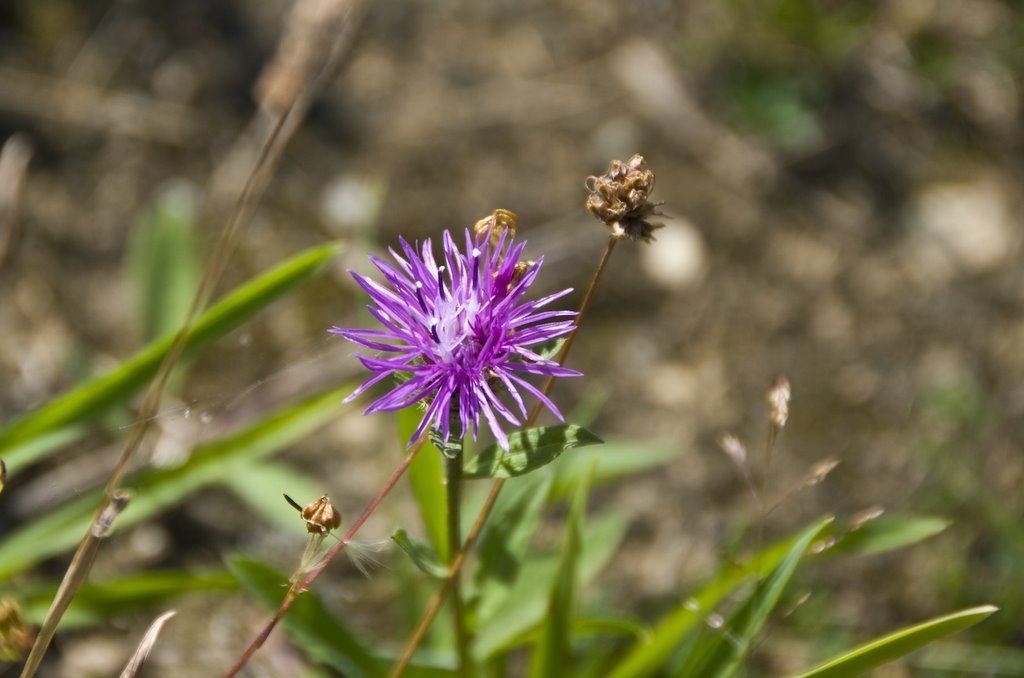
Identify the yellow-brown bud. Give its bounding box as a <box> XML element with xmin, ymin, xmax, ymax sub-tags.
<box><xmin>473</xmin><ymin>208</ymin><xmax>519</xmax><ymax>247</ymax></box>
<box><xmin>285</xmin><ymin>494</ymin><xmax>342</xmax><ymax>534</ymax></box>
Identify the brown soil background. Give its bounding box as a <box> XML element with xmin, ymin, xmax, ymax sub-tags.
<box><xmin>1</xmin><ymin>1</ymin><xmax>1023</xmax><ymax>675</ymax></box>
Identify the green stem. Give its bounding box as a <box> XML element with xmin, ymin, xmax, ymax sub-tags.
<box><xmin>445</xmin><ymin>438</ymin><xmax>473</xmax><ymax>675</ymax></box>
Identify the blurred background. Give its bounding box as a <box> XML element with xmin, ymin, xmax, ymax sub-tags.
<box><xmin>1</xmin><ymin>0</ymin><xmax>1023</xmax><ymax>675</ymax></box>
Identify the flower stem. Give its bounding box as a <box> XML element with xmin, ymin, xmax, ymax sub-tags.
<box><xmin>445</xmin><ymin>442</ymin><xmax>473</xmax><ymax>675</ymax></box>
<box><xmin>389</xmin><ymin>236</ymin><xmax>619</xmax><ymax>677</ymax></box>
<box><xmin>226</xmin><ymin>432</ymin><xmax>427</xmax><ymax>677</ymax></box>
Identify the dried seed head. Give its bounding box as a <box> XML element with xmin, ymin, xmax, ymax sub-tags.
<box><xmin>473</xmin><ymin>208</ymin><xmax>519</xmax><ymax>247</ymax></box>
<box><xmin>585</xmin><ymin>153</ymin><xmax>663</xmax><ymax>242</ymax></box>
<box><xmin>287</xmin><ymin>494</ymin><xmax>342</xmax><ymax>535</ymax></box>
<box><xmin>851</xmin><ymin>505</ymin><xmax>885</xmax><ymax>530</ymax></box>
<box><xmin>809</xmin><ymin>536</ymin><xmax>838</xmax><ymax>555</ymax></box>
<box><xmin>802</xmin><ymin>458</ymin><xmax>841</xmax><ymax>488</ymax></box>
<box><xmin>766</xmin><ymin>375</ymin><xmax>791</xmax><ymax>428</ymax></box>
<box><xmin>0</xmin><ymin>598</ymin><xmax>33</xmax><ymax>662</ymax></box>
<box><xmin>717</xmin><ymin>433</ymin><xmax>748</xmax><ymax>469</ymax></box>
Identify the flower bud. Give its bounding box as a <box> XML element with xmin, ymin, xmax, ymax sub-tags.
<box><xmin>473</xmin><ymin>208</ymin><xmax>519</xmax><ymax>247</ymax></box>
<box><xmin>286</xmin><ymin>494</ymin><xmax>342</xmax><ymax>534</ymax></box>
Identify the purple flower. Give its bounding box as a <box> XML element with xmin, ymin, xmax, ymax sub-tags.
<box><xmin>332</xmin><ymin>228</ymin><xmax>580</xmax><ymax>450</ymax></box>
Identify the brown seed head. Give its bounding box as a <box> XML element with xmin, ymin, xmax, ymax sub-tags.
<box><xmin>473</xmin><ymin>208</ymin><xmax>519</xmax><ymax>247</ymax></box>
<box><xmin>767</xmin><ymin>375</ymin><xmax>791</xmax><ymax>429</ymax></box>
<box><xmin>585</xmin><ymin>153</ymin><xmax>663</xmax><ymax>242</ymax></box>
<box><xmin>301</xmin><ymin>495</ymin><xmax>342</xmax><ymax>535</ymax></box>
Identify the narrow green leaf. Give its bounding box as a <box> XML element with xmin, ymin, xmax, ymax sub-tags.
<box><xmin>608</xmin><ymin>520</ymin><xmax>818</xmax><ymax>678</ymax></box>
<box><xmin>0</xmin><ymin>386</ymin><xmax>348</xmax><ymax>582</ymax></box>
<box><xmin>227</xmin><ymin>555</ymin><xmax>381</xmax><ymax>677</ymax></box>
<box><xmin>472</xmin><ymin>512</ymin><xmax>628</xmax><ymax>660</ymax></box>
<box><xmin>14</xmin><ymin>570</ymin><xmax>236</xmax><ymax>630</ymax></box>
<box><xmin>825</xmin><ymin>515</ymin><xmax>950</xmax><ymax>557</ymax></box>
<box><xmin>532</xmin><ymin>467</ymin><xmax>591</xmax><ymax>677</ymax></box>
<box><xmin>222</xmin><ymin>461</ymin><xmax>327</xmax><ymax>532</ymax></box>
<box><xmin>462</xmin><ymin>425</ymin><xmax>602</xmax><ymax>480</ymax></box>
<box><xmin>794</xmin><ymin>606</ymin><xmax>998</xmax><ymax>678</ymax></box>
<box><xmin>130</xmin><ymin>184</ymin><xmax>202</xmax><ymax>342</ymax></box>
<box><xmin>393</xmin><ymin>529</ymin><xmax>448</xmax><ymax>579</ymax></box>
<box><xmin>608</xmin><ymin>511</ymin><xmax>947</xmax><ymax>678</ymax></box>
<box><xmin>676</xmin><ymin>516</ymin><xmax>834</xmax><ymax>678</ymax></box>
<box><xmin>0</xmin><ymin>424</ymin><xmax>85</xmax><ymax>477</ymax></box>
<box><xmin>470</xmin><ymin>472</ymin><xmax>554</xmax><ymax>623</ymax></box>
<box><xmin>550</xmin><ymin>439</ymin><xmax>677</xmax><ymax>499</ymax></box>
<box><xmin>0</xmin><ymin>242</ymin><xmax>341</xmax><ymax>472</ymax></box>
<box><xmin>398</xmin><ymin>406</ymin><xmax>449</xmax><ymax>560</ymax></box>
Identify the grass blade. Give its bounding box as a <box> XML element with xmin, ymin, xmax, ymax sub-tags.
<box><xmin>531</xmin><ymin>467</ymin><xmax>590</xmax><ymax>677</ymax></box>
<box><xmin>0</xmin><ymin>386</ymin><xmax>348</xmax><ymax>582</ymax></box>
<box><xmin>0</xmin><ymin>242</ymin><xmax>341</xmax><ymax>473</ymax></box>
<box><xmin>793</xmin><ymin>606</ymin><xmax>998</xmax><ymax>678</ymax></box>
<box><xmin>676</xmin><ymin>516</ymin><xmax>833</xmax><ymax>677</ymax></box>
<box><xmin>608</xmin><ymin>511</ymin><xmax>947</xmax><ymax>678</ymax></box>
<box><xmin>130</xmin><ymin>184</ymin><xmax>201</xmax><ymax>342</ymax></box>
<box><xmin>13</xmin><ymin>571</ymin><xmax>236</xmax><ymax>630</ymax></box>
<box><xmin>472</xmin><ymin>511</ymin><xmax>628</xmax><ymax>660</ymax></box>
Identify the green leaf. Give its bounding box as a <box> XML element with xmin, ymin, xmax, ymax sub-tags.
<box><xmin>14</xmin><ymin>570</ymin><xmax>236</xmax><ymax>630</ymax></box>
<box><xmin>676</xmin><ymin>516</ymin><xmax>834</xmax><ymax>678</ymax></box>
<box><xmin>532</xmin><ymin>337</ymin><xmax>566</xmax><ymax>362</ymax></box>
<box><xmin>0</xmin><ymin>242</ymin><xmax>341</xmax><ymax>473</ymax></box>
<box><xmin>393</xmin><ymin>529</ymin><xmax>448</xmax><ymax>579</ymax></box>
<box><xmin>825</xmin><ymin>515</ymin><xmax>950</xmax><ymax>557</ymax></box>
<box><xmin>0</xmin><ymin>424</ymin><xmax>86</xmax><ymax>478</ymax></box>
<box><xmin>130</xmin><ymin>183</ymin><xmax>202</xmax><ymax>342</ymax></box>
<box><xmin>398</xmin><ymin>406</ymin><xmax>449</xmax><ymax>560</ymax></box>
<box><xmin>472</xmin><ymin>511</ymin><xmax>628</xmax><ymax>660</ymax></box>
<box><xmin>794</xmin><ymin>605</ymin><xmax>998</xmax><ymax>678</ymax></box>
<box><xmin>532</xmin><ymin>466</ymin><xmax>590</xmax><ymax>677</ymax></box>
<box><xmin>470</xmin><ymin>472</ymin><xmax>554</xmax><ymax>622</ymax></box>
<box><xmin>0</xmin><ymin>386</ymin><xmax>348</xmax><ymax>582</ymax></box>
<box><xmin>608</xmin><ymin>511</ymin><xmax>947</xmax><ymax>678</ymax></box>
<box><xmin>550</xmin><ymin>439</ymin><xmax>678</xmax><ymax>499</ymax></box>
<box><xmin>462</xmin><ymin>425</ymin><xmax>602</xmax><ymax>480</ymax></box>
<box><xmin>227</xmin><ymin>555</ymin><xmax>381</xmax><ymax>677</ymax></box>
<box><xmin>221</xmin><ymin>461</ymin><xmax>327</xmax><ymax>532</ymax></box>
<box><xmin>608</xmin><ymin>518</ymin><xmax>823</xmax><ymax>678</ymax></box>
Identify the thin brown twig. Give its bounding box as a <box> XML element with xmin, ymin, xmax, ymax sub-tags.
<box><xmin>389</xmin><ymin>236</ymin><xmax>620</xmax><ymax>677</ymax></box>
<box><xmin>225</xmin><ymin>433</ymin><xmax>427</xmax><ymax>677</ymax></box>
<box><xmin>18</xmin><ymin>2</ymin><xmax>367</xmax><ymax>675</ymax></box>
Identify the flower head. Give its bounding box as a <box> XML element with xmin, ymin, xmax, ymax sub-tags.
<box><xmin>332</xmin><ymin>227</ymin><xmax>580</xmax><ymax>450</ymax></box>
<box><xmin>585</xmin><ymin>153</ymin><xmax>663</xmax><ymax>242</ymax></box>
